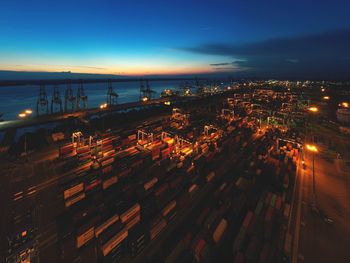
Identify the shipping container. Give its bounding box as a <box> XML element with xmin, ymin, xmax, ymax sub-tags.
<box><xmin>203</xmin><ymin>210</ymin><xmax>219</xmax><ymax>231</ymax></box>
<box><xmin>254</xmin><ymin>201</ymin><xmax>264</xmax><ymax>216</ymax></box>
<box><xmin>120</xmin><ymin>203</ymin><xmax>141</xmax><ymax>224</ymax></box>
<box><xmin>270</xmin><ymin>194</ymin><xmax>277</xmax><ymax>207</ymax></box>
<box><xmin>128</xmin><ymin>222</ymin><xmax>147</xmax><ymax>257</ymax></box>
<box><xmin>259</xmin><ymin>243</ymin><xmax>270</xmax><ymax>263</ymax></box>
<box><xmin>233</xmin><ymin>252</ymin><xmax>244</xmax><ymax>263</ymax></box>
<box><xmin>65</xmin><ymin>192</ymin><xmax>86</xmax><ymax>208</ymax></box>
<box><xmin>101</xmin><ymin>228</ymin><xmax>128</xmax><ymax>258</ymax></box>
<box><xmin>149</xmin><ymin>217</ymin><xmax>167</xmax><ymax>241</ymax></box>
<box><xmin>243</xmin><ymin>211</ymin><xmax>254</xmax><ymax>229</ymax></box>
<box><xmin>76</xmin><ymin>214</ymin><xmax>100</xmax><ymax>249</ymax></box>
<box><xmin>165</xmin><ymin>240</ymin><xmax>186</xmax><ymax>263</ymax></box>
<box><xmin>212</xmin><ymin>218</ymin><xmax>228</xmax><ymax>245</ymax></box>
<box><xmin>102</xmin><ymin>176</ymin><xmax>118</xmax><ymax>190</ymax></box>
<box><xmin>232</xmin><ymin>227</ymin><xmax>246</xmax><ymax>252</ymax></box>
<box><xmin>206</xmin><ymin>171</ymin><xmax>216</xmax><ymax>183</ymax></box>
<box><xmin>64</xmin><ymin>182</ymin><xmax>84</xmax><ymax>200</ymax></box>
<box><xmin>245</xmin><ymin>236</ymin><xmax>259</xmax><ymax>263</ymax></box>
<box><xmin>95</xmin><ymin>215</ymin><xmax>120</xmax><ymax>238</ymax></box>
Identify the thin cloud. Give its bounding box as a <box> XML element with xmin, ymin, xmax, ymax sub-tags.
<box><xmin>178</xmin><ymin>29</ymin><xmax>350</xmax><ymax>79</ymax></box>
<box><xmin>5</xmin><ymin>63</ymin><xmax>107</xmax><ymax>70</ymax></box>
<box><xmin>213</xmin><ymin>67</ymin><xmax>237</xmax><ymax>70</ymax></box>
<box><xmin>210</xmin><ymin>62</ymin><xmax>232</xmax><ymax>66</ymax></box>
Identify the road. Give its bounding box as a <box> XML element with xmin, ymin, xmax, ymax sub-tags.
<box><xmin>291</xmin><ymin>124</ymin><xmax>350</xmax><ymax>263</ymax></box>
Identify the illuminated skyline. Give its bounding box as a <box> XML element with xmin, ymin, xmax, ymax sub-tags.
<box><xmin>1</xmin><ymin>0</ymin><xmax>350</xmax><ymax>78</ymax></box>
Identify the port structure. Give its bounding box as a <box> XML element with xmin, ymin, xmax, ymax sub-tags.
<box><xmin>76</xmin><ymin>81</ymin><xmax>88</xmax><ymax>110</ymax></box>
<box><xmin>107</xmin><ymin>80</ymin><xmax>118</xmax><ymax>106</ymax></box>
<box><xmin>174</xmin><ymin>135</ymin><xmax>193</xmax><ymax>155</ymax></box>
<box><xmin>221</xmin><ymin>109</ymin><xmax>235</xmax><ymax>121</ymax></box>
<box><xmin>180</xmin><ymin>81</ymin><xmax>192</xmax><ymax>96</ymax></box>
<box><xmin>204</xmin><ymin>124</ymin><xmax>218</xmax><ymax>137</ymax></box>
<box><xmin>137</xmin><ymin>129</ymin><xmax>154</xmax><ymax>146</ymax></box>
<box><xmin>51</xmin><ymin>85</ymin><xmax>63</xmax><ymax>114</ymax></box>
<box><xmin>171</xmin><ymin>108</ymin><xmax>190</xmax><ymax>127</ymax></box>
<box><xmin>139</xmin><ymin>79</ymin><xmax>155</xmax><ymax>101</ymax></box>
<box><xmin>64</xmin><ymin>81</ymin><xmax>76</xmax><ymax>112</ymax></box>
<box><xmin>36</xmin><ymin>83</ymin><xmax>49</xmax><ymax>116</ymax></box>
<box><xmin>72</xmin><ymin>131</ymin><xmax>84</xmax><ymax>147</ymax></box>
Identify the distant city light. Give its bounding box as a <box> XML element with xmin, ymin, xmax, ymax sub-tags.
<box><xmin>18</xmin><ymin>113</ymin><xmax>26</xmax><ymax>118</ymax></box>
<box><xmin>323</xmin><ymin>96</ymin><xmax>330</xmax><ymax>100</ymax></box>
<box><xmin>142</xmin><ymin>97</ymin><xmax>149</xmax><ymax>102</ymax></box>
<box><xmin>25</xmin><ymin>109</ymin><xmax>33</xmax><ymax>114</ymax></box>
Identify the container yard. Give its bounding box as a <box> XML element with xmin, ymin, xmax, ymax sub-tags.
<box><xmin>1</xmin><ymin>82</ymin><xmax>328</xmax><ymax>263</ymax></box>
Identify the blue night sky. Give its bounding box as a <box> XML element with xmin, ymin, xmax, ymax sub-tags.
<box><xmin>1</xmin><ymin>0</ymin><xmax>350</xmax><ymax>79</ymax></box>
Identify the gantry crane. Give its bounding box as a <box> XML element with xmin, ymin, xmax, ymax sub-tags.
<box><xmin>36</xmin><ymin>83</ymin><xmax>49</xmax><ymax>116</ymax></box>
<box><xmin>51</xmin><ymin>85</ymin><xmax>63</xmax><ymax>113</ymax></box>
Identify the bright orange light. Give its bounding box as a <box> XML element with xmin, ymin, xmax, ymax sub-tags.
<box><xmin>18</xmin><ymin>113</ymin><xmax>26</xmax><ymax>118</ymax></box>
<box><xmin>308</xmin><ymin>107</ymin><xmax>318</xmax><ymax>113</ymax></box>
<box><xmin>100</xmin><ymin>103</ymin><xmax>108</xmax><ymax>109</ymax></box>
<box><xmin>21</xmin><ymin>230</ymin><xmax>27</xmax><ymax>237</ymax></box>
<box><xmin>342</xmin><ymin>102</ymin><xmax>349</xmax><ymax>108</ymax></box>
<box><xmin>306</xmin><ymin>144</ymin><xmax>318</xmax><ymax>152</ymax></box>
<box><xmin>164</xmin><ymin>101</ymin><xmax>171</xmax><ymax>105</ymax></box>
<box><xmin>25</xmin><ymin>109</ymin><xmax>33</xmax><ymax>114</ymax></box>
<box><xmin>323</xmin><ymin>96</ymin><xmax>330</xmax><ymax>100</ymax></box>
<box><xmin>142</xmin><ymin>97</ymin><xmax>149</xmax><ymax>102</ymax></box>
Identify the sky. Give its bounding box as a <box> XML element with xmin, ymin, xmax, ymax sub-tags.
<box><xmin>0</xmin><ymin>0</ymin><xmax>350</xmax><ymax>79</ymax></box>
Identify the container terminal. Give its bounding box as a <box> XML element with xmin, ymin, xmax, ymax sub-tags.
<box><xmin>1</xmin><ymin>80</ymin><xmax>350</xmax><ymax>263</ymax></box>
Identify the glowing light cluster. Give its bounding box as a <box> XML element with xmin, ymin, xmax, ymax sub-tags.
<box><xmin>100</xmin><ymin>103</ymin><xmax>108</xmax><ymax>109</ymax></box>
<box><xmin>18</xmin><ymin>109</ymin><xmax>33</xmax><ymax>118</ymax></box>
<box><xmin>308</xmin><ymin>107</ymin><xmax>318</xmax><ymax>113</ymax></box>
<box><xmin>306</xmin><ymin>144</ymin><xmax>318</xmax><ymax>152</ymax></box>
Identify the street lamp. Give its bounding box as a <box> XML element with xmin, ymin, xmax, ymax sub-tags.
<box><xmin>306</xmin><ymin>144</ymin><xmax>318</xmax><ymax>152</ymax></box>
<box><xmin>341</xmin><ymin>102</ymin><xmax>349</xmax><ymax>108</ymax></box>
<box><xmin>100</xmin><ymin>103</ymin><xmax>108</xmax><ymax>109</ymax></box>
<box><xmin>308</xmin><ymin>106</ymin><xmax>318</xmax><ymax>113</ymax></box>
<box><xmin>305</xmin><ymin>144</ymin><xmax>318</xmax><ymax>209</ymax></box>
<box><xmin>18</xmin><ymin>109</ymin><xmax>33</xmax><ymax>156</ymax></box>
<box><xmin>323</xmin><ymin>96</ymin><xmax>330</xmax><ymax>100</ymax></box>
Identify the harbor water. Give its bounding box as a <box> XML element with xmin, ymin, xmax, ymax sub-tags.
<box><xmin>0</xmin><ymin>80</ymin><xmax>183</xmax><ymax>120</ymax></box>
